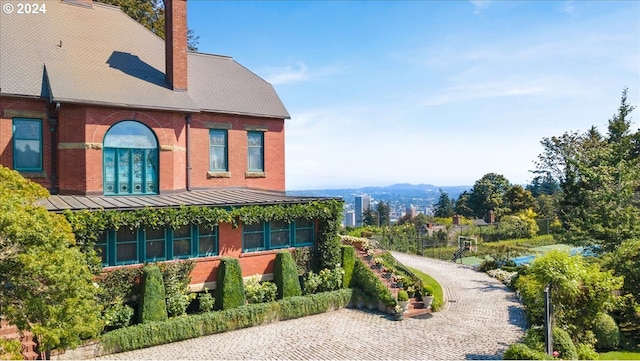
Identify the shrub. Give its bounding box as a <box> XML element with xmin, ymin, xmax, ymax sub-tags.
<box><xmin>397</xmin><ymin>290</ymin><xmax>409</xmax><ymax>302</ymax></box>
<box><xmin>273</xmin><ymin>251</ymin><xmax>302</xmax><ymax>299</ymax></box>
<box><xmin>340</xmin><ymin>245</ymin><xmax>355</xmax><ymax>287</ymax></box>
<box><xmin>503</xmin><ymin>343</ymin><xmax>551</xmax><ymax>360</ymax></box>
<box><xmin>575</xmin><ymin>343</ymin><xmax>599</xmax><ymax>360</ymax></box>
<box><xmin>103</xmin><ymin>302</ymin><xmax>134</xmax><ymax>330</ymax></box>
<box><xmin>159</xmin><ymin>261</ymin><xmax>195</xmax><ymax>318</ymax></box>
<box><xmin>593</xmin><ymin>312</ymin><xmax>620</xmax><ymax>351</ymax></box>
<box><xmin>479</xmin><ymin>259</ymin><xmax>499</xmax><ymax>272</ymax></box>
<box><xmin>214</xmin><ymin>258</ymin><xmax>245</xmax><ymax>310</ymax></box>
<box><xmin>351</xmin><ymin>259</ymin><xmax>395</xmax><ymax>307</ymax></box>
<box><xmin>317</xmin><ymin>267</ymin><xmax>344</xmax><ymax>292</ymax></box>
<box><xmin>138</xmin><ymin>265</ymin><xmax>168</xmax><ymax>323</ymax></box>
<box><xmin>198</xmin><ymin>289</ymin><xmax>215</xmax><ymax>313</ymax></box>
<box><xmin>101</xmin><ymin>289</ymin><xmax>353</xmax><ymax>354</ymax></box>
<box><xmin>244</xmin><ymin>275</ymin><xmax>277</xmax><ymax>304</ymax></box>
<box><xmin>522</xmin><ymin>327</ymin><xmax>544</xmax><ymax>352</ymax></box>
<box><xmin>0</xmin><ymin>338</ymin><xmax>23</xmax><ymax>360</ymax></box>
<box><xmin>553</xmin><ymin>327</ymin><xmax>578</xmax><ymax>360</ymax></box>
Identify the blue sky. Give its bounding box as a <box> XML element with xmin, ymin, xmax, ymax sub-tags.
<box><xmin>188</xmin><ymin>1</ymin><xmax>640</xmax><ymax>191</ymax></box>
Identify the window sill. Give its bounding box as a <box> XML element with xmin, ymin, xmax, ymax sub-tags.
<box><xmin>245</xmin><ymin>171</ymin><xmax>266</xmax><ymax>178</ymax></box>
<box><xmin>207</xmin><ymin>171</ymin><xmax>231</xmax><ymax>178</ymax></box>
<box><xmin>18</xmin><ymin>171</ymin><xmax>46</xmax><ymax>178</ymax></box>
<box><xmin>240</xmin><ymin>248</ymin><xmax>293</xmax><ymax>257</ymax></box>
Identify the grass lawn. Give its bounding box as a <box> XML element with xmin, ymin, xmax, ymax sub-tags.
<box><xmin>407</xmin><ymin>266</ymin><xmax>445</xmax><ymax>311</ymax></box>
<box><xmin>598</xmin><ymin>351</ymin><xmax>640</xmax><ymax>360</ymax></box>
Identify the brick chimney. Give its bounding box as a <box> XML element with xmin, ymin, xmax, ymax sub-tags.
<box><xmin>165</xmin><ymin>0</ymin><xmax>188</xmax><ymax>91</ymax></box>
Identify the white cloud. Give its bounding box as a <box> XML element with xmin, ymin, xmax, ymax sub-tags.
<box><xmin>469</xmin><ymin>0</ymin><xmax>492</xmax><ymax>14</ymax></box>
<box><xmin>263</xmin><ymin>62</ymin><xmax>309</xmax><ymax>85</ymax></box>
<box><xmin>560</xmin><ymin>1</ymin><xmax>575</xmax><ymax>14</ymax></box>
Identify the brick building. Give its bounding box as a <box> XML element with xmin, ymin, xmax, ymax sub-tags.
<box><xmin>0</xmin><ymin>0</ymin><xmax>339</xmax><ymax>291</ymax></box>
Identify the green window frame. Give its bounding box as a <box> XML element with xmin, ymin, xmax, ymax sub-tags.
<box><xmin>242</xmin><ymin>222</ymin><xmax>266</xmax><ymax>252</ymax></box>
<box><xmin>103</xmin><ymin>121</ymin><xmax>158</xmax><ymax>195</ymax></box>
<box><xmin>197</xmin><ymin>224</ymin><xmax>218</xmax><ymax>257</ymax></box>
<box><xmin>144</xmin><ymin>228</ymin><xmax>166</xmax><ymax>262</ymax></box>
<box><xmin>247</xmin><ymin>131</ymin><xmax>264</xmax><ymax>172</ymax></box>
<box><xmin>172</xmin><ymin>225</ymin><xmax>192</xmax><ymax>259</ymax></box>
<box><xmin>115</xmin><ymin>228</ymin><xmax>138</xmax><ymax>265</ymax></box>
<box><xmin>242</xmin><ymin>219</ymin><xmax>315</xmax><ymax>253</ymax></box>
<box><xmin>294</xmin><ymin>218</ymin><xmax>315</xmax><ymax>246</ymax></box>
<box><xmin>209</xmin><ymin>129</ymin><xmax>228</xmax><ymax>171</ymax></box>
<box><xmin>12</xmin><ymin>118</ymin><xmax>42</xmax><ymax>171</ymax></box>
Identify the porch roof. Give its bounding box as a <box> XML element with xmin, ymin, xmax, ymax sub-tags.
<box><xmin>38</xmin><ymin>189</ymin><xmax>340</xmax><ymax>212</ymax></box>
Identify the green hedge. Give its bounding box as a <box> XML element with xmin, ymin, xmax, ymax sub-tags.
<box><xmin>553</xmin><ymin>327</ymin><xmax>578</xmax><ymax>360</ymax></box>
<box><xmin>214</xmin><ymin>258</ymin><xmax>245</xmax><ymax>310</ymax></box>
<box><xmin>351</xmin><ymin>259</ymin><xmax>395</xmax><ymax>307</ymax></box>
<box><xmin>593</xmin><ymin>313</ymin><xmax>620</xmax><ymax>351</ymax></box>
<box><xmin>341</xmin><ymin>245</ymin><xmax>355</xmax><ymax>288</ymax></box>
<box><xmin>273</xmin><ymin>252</ymin><xmax>302</xmax><ymax>299</ymax></box>
<box><xmin>503</xmin><ymin>343</ymin><xmax>552</xmax><ymax>360</ymax></box>
<box><xmin>138</xmin><ymin>265</ymin><xmax>168</xmax><ymax>323</ymax></box>
<box><xmin>101</xmin><ymin>288</ymin><xmax>354</xmax><ymax>354</ymax></box>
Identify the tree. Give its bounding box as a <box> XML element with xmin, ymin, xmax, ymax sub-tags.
<box><xmin>515</xmin><ymin>251</ymin><xmax>622</xmax><ymax>342</ymax></box>
<box><xmin>0</xmin><ymin>166</ymin><xmax>102</xmax><ymax>356</ymax></box>
<box><xmin>527</xmin><ymin>172</ymin><xmax>560</xmax><ymax>197</ymax></box>
<box><xmin>467</xmin><ymin>173</ymin><xmax>511</xmax><ymax>219</ymax></box>
<box><xmin>433</xmin><ymin>190</ymin><xmax>453</xmax><ymax>218</ymax></box>
<box><xmin>376</xmin><ymin>201</ymin><xmax>391</xmax><ymax>226</ymax></box>
<box><xmin>535</xmin><ymin>89</ymin><xmax>640</xmax><ymax>251</ymax></box>
<box><xmin>504</xmin><ymin>185</ymin><xmax>535</xmax><ymax>215</ymax></box>
<box><xmin>361</xmin><ymin>208</ymin><xmax>375</xmax><ymax>226</ymax></box>
<box><xmin>454</xmin><ymin>190</ymin><xmax>473</xmax><ymax>218</ymax></box>
<box><xmin>97</xmin><ymin>0</ymin><xmax>199</xmax><ymax>51</ymax></box>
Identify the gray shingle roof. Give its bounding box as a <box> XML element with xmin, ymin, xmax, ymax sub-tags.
<box><xmin>0</xmin><ymin>0</ymin><xmax>289</xmax><ymax>118</ymax></box>
<box><xmin>38</xmin><ymin>188</ymin><xmax>339</xmax><ymax>212</ymax></box>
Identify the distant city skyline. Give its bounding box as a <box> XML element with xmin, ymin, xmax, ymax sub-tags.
<box><xmin>189</xmin><ymin>1</ymin><xmax>640</xmax><ymax>190</ymax></box>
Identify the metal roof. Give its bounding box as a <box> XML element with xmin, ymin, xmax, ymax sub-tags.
<box><xmin>0</xmin><ymin>0</ymin><xmax>289</xmax><ymax>118</ymax></box>
<box><xmin>38</xmin><ymin>188</ymin><xmax>340</xmax><ymax>212</ymax></box>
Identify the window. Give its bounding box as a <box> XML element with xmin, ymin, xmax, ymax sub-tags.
<box><xmin>145</xmin><ymin>228</ymin><xmax>166</xmax><ymax>261</ymax></box>
<box><xmin>173</xmin><ymin>225</ymin><xmax>192</xmax><ymax>258</ymax></box>
<box><xmin>242</xmin><ymin>219</ymin><xmax>315</xmax><ymax>253</ymax></box>
<box><xmin>294</xmin><ymin>218</ymin><xmax>315</xmax><ymax>246</ymax></box>
<box><xmin>270</xmin><ymin>220</ymin><xmax>290</xmax><ymax>249</ymax></box>
<box><xmin>12</xmin><ymin>118</ymin><xmax>42</xmax><ymax>171</ymax></box>
<box><xmin>243</xmin><ymin>222</ymin><xmax>265</xmax><ymax>252</ymax></box>
<box><xmin>115</xmin><ymin>227</ymin><xmax>138</xmax><ymax>265</ymax></box>
<box><xmin>247</xmin><ymin>131</ymin><xmax>264</xmax><ymax>171</ymax></box>
<box><xmin>197</xmin><ymin>224</ymin><xmax>217</xmax><ymax>256</ymax></box>
<box><xmin>103</xmin><ymin>121</ymin><xmax>158</xmax><ymax>195</ymax></box>
<box><xmin>209</xmin><ymin>129</ymin><xmax>227</xmax><ymax>171</ymax></box>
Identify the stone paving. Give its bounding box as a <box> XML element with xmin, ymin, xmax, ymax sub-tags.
<box><xmin>95</xmin><ymin>253</ymin><xmax>527</xmax><ymax>360</ymax></box>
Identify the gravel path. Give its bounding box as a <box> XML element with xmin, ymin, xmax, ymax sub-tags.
<box><xmin>95</xmin><ymin>253</ymin><xmax>527</xmax><ymax>360</ymax></box>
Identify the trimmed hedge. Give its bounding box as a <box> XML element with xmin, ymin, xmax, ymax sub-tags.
<box><xmin>593</xmin><ymin>313</ymin><xmax>620</xmax><ymax>351</ymax></box>
<box><xmin>351</xmin><ymin>258</ymin><xmax>395</xmax><ymax>307</ymax></box>
<box><xmin>553</xmin><ymin>327</ymin><xmax>578</xmax><ymax>360</ymax></box>
<box><xmin>138</xmin><ymin>265</ymin><xmax>168</xmax><ymax>323</ymax></box>
<box><xmin>341</xmin><ymin>245</ymin><xmax>355</xmax><ymax>288</ymax></box>
<box><xmin>101</xmin><ymin>288</ymin><xmax>354</xmax><ymax>354</ymax></box>
<box><xmin>503</xmin><ymin>343</ymin><xmax>552</xmax><ymax>360</ymax></box>
<box><xmin>273</xmin><ymin>252</ymin><xmax>302</xmax><ymax>299</ymax></box>
<box><xmin>214</xmin><ymin>258</ymin><xmax>245</xmax><ymax>310</ymax></box>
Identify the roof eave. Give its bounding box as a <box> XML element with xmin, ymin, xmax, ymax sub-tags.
<box><xmin>50</xmin><ymin>97</ymin><xmax>202</xmax><ymax>113</ymax></box>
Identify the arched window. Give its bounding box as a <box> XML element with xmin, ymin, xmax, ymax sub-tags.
<box><xmin>103</xmin><ymin>121</ymin><xmax>158</xmax><ymax>195</ymax></box>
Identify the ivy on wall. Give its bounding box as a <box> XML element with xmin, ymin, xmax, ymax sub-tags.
<box><xmin>63</xmin><ymin>200</ymin><xmax>344</xmax><ymax>273</ymax></box>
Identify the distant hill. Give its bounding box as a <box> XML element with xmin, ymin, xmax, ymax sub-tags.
<box><xmin>287</xmin><ymin>183</ymin><xmax>471</xmax><ymax>213</ymax></box>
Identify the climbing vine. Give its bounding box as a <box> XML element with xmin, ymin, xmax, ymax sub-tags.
<box><xmin>63</xmin><ymin>200</ymin><xmax>344</xmax><ymax>273</ymax></box>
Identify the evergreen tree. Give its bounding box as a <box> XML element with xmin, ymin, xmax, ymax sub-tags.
<box><xmin>433</xmin><ymin>190</ymin><xmax>453</xmax><ymax>218</ymax></box>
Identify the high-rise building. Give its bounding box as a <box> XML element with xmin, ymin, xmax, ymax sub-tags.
<box><xmin>355</xmin><ymin>195</ymin><xmax>371</xmax><ymax>226</ymax></box>
<box><xmin>344</xmin><ymin>210</ymin><xmax>356</xmax><ymax>227</ymax></box>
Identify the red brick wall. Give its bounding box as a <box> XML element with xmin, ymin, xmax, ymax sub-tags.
<box><xmin>0</xmin><ymin>96</ymin><xmax>52</xmax><ymax>190</ymax></box>
<box><xmin>2</xmin><ymin>97</ymin><xmax>286</xmax><ymax>194</ymax></box>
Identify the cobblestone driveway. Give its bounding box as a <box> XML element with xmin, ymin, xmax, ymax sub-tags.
<box><xmin>96</xmin><ymin>253</ymin><xmax>526</xmax><ymax>360</ymax></box>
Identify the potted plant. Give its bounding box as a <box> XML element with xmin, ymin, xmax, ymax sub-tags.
<box><xmin>395</xmin><ymin>274</ymin><xmax>404</xmax><ymax>288</ymax></box>
<box><xmin>397</xmin><ymin>290</ymin><xmax>410</xmax><ymax>312</ymax></box>
<box><xmin>365</xmin><ymin>248</ymin><xmax>374</xmax><ymax>261</ymax></box>
<box><xmin>421</xmin><ymin>286</ymin><xmax>434</xmax><ymax>309</ymax></box>
<box><xmin>406</xmin><ymin>285</ymin><xmax>415</xmax><ymax>298</ymax></box>
<box><xmin>373</xmin><ymin>257</ymin><xmax>384</xmax><ymax>269</ymax></box>
<box><xmin>383</xmin><ymin>266</ymin><xmax>394</xmax><ymax>279</ymax></box>
<box><xmin>392</xmin><ymin>304</ymin><xmax>404</xmax><ymax>321</ymax></box>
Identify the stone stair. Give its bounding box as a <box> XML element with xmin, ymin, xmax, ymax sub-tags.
<box><xmin>356</xmin><ymin>248</ymin><xmax>431</xmax><ymax>319</ymax></box>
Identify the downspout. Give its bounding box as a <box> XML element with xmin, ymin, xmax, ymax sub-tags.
<box><xmin>185</xmin><ymin>114</ymin><xmax>191</xmax><ymax>191</ymax></box>
<box><xmin>47</xmin><ymin>101</ymin><xmax>60</xmax><ymax>194</ymax></box>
